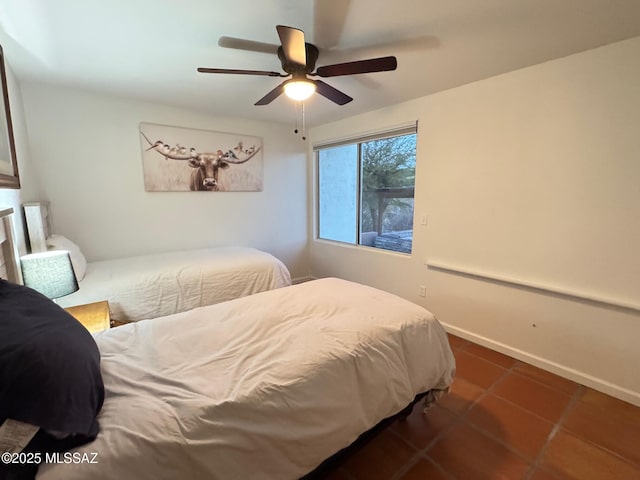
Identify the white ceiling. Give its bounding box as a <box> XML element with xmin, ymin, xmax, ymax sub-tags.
<box><xmin>1</xmin><ymin>0</ymin><xmax>639</xmax><ymax>128</ymax></box>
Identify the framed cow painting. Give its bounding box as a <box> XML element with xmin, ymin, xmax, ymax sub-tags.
<box><xmin>139</xmin><ymin>122</ymin><xmax>263</xmax><ymax>192</ymax></box>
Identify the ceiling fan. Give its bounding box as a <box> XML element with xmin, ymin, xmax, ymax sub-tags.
<box><xmin>197</xmin><ymin>25</ymin><xmax>397</xmax><ymax>106</ymax></box>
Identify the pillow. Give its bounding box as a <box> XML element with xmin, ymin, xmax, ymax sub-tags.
<box><xmin>0</xmin><ymin>279</ymin><xmax>104</xmax><ymax>439</ymax></box>
<box><xmin>46</xmin><ymin>234</ymin><xmax>87</xmax><ymax>281</ymax></box>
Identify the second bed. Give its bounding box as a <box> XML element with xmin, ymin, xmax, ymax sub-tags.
<box><xmin>55</xmin><ymin>246</ymin><xmax>292</xmax><ymax>322</ymax></box>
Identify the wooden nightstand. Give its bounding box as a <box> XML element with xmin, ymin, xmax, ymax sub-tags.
<box><xmin>64</xmin><ymin>300</ymin><xmax>111</xmax><ymax>333</ymax></box>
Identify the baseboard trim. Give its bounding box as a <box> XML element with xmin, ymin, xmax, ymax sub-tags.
<box><xmin>442</xmin><ymin>322</ymin><xmax>640</xmax><ymax>407</ymax></box>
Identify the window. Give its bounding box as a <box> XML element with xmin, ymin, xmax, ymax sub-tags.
<box><xmin>316</xmin><ymin>125</ymin><xmax>417</xmax><ymax>254</ymax></box>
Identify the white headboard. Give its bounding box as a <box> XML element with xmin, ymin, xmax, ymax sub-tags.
<box><xmin>23</xmin><ymin>201</ymin><xmax>50</xmax><ymax>253</ymax></box>
<box><xmin>0</xmin><ymin>207</ymin><xmax>21</xmax><ymax>283</ymax></box>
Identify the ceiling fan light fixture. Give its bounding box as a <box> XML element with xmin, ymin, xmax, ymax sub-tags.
<box><xmin>284</xmin><ymin>79</ymin><xmax>316</xmax><ymax>101</ymax></box>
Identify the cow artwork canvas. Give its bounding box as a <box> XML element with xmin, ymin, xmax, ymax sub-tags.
<box><xmin>139</xmin><ymin>122</ymin><xmax>263</xmax><ymax>192</ymax></box>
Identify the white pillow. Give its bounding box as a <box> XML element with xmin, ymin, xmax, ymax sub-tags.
<box><xmin>46</xmin><ymin>234</ymin><xmax>87</xmax><ymax>281</ymax></box>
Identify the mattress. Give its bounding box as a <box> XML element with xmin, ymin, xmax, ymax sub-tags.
<box><xmin>38</xmin><ymin>278</ymin><xmax>455</xmax><ymax>480</ymax></box>
<box><xmin>56</xmin><ymin>246</ymin><xmax>291</xmax><ymax>322</ymax></box>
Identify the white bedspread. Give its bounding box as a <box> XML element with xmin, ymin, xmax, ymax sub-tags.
<box><xmin>56</xmin><ymin>246</ymin><xmax>291</xmax><ymax>321</ymax></box>
<box><xmin>39</xmin><ymin>278</ymin><xmax>455</xmax><ymax>480</ymax></box>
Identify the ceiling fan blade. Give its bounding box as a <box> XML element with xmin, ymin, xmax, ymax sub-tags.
<box><xmin>276</xmin><ymin>25</ymin><xmax>306</xmax><ymax>67</ymax></box>
<box><xmin>315</xmin><ymin>56</ymin><xmax>397</xmax><ymax>77</ymax></box>
<box><xmin>255</xmin><ymin>81</ymin><xmax>288</xmax><ymax>106</ymax></box>
<box><xmin>197</xmin><ymin>67</ymin><xmax>286</xmax><ymax>77</ymax></box>
<box><xmin>313</xmin><ymin>80</ymin><xmax>353</xmax><ymax>105</ymax></box>
<box><xmin>217</xmin><ymin>36</ymin><xmax>279</xmax><ymax>55</ymax></box>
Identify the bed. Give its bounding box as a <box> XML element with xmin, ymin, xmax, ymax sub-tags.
<box><xmin>54</xmin><ymin>246</ymin><xmax>291</xmax><ymax>322</ymax></box>
<box><xmin>22</xmin><ymin>202</ymin><xmax>291</xmax><ymax>322</ymax></box>
<box><xmin>33</xmin><ymin>277</ymin><xmax>455</xmax><ymax>480</ymax></box>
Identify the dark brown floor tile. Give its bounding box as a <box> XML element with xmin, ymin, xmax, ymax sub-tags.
<box><xmin>492</xmin><ymin>372</ymin><xmax>572</xmax><ymax>423</ymax></box>
<box><xmin>427</xmin><ymin>422</ymin><xmax>532</xmax><ymax>480</ymax></box>
<box><xmin>529</xmin><ymin>468</ymin><xmax>572</xmax><ymax>480</ymax></box>
<box><xmin>467</xmin><ymin>394</ymin><xmax>555</xmax><ymax>460</ymax></box>
<box><xmin>512</xmin><ymin>362</ymin><xmax>580</xmax><ymax>395</ymax></box>
<box><xmin>447</xmin><ymin>333</ymin><xmax>470</xmax><ymax>351</ymax></box>
<box><xmin>454</xmin><ymin>350</ymin><xmax>508</xmax><ymax>389</ymax></box>
<box><xmin>464</xmin><ymin>343</ymin><xmax>518</xmax><ymax>369</ymax></box>
<box><xmin>398</xmin><ymin>458</ymin><xmax>450</xmax><ymax>480</ymax></box>
<box><xmin>342</xmin><ymin>429</ymin><xmax>417</xmax><ymax>480</ymax></box>
<box><xmin>390</xmin><ymin>403</ymin><xmax>458</xmax><ymax>449</ymax></box>
<box><xmin>562</xmin><ymin>387</ymin><xmax>640</xmax><ymax>465</ymax></box>
<box><xmin>314</xmin><ymin>467</ymin><xmax>352</xmax><ymax>480</ymax></box>
<box><xmin>540</xmin><ymin>429</ymin><xmax>640</xmax><ymax>480</ymax></box>
<box><xmin>438</xmin><ymin>377</ymin><xmax>485</xmax><ymax>414</ymax></box>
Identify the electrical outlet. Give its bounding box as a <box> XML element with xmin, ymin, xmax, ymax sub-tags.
<box><xmin>419</xmin><ymin>285</ymin><xmax>426</xmax><ymax>297</ymax></box>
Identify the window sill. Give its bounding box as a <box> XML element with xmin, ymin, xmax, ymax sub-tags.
<box><xmin>313</xmin><ymin>237</ymin><xmax>413</xmax><ymax>258</ymax></box>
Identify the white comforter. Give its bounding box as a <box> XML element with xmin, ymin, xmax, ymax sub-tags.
<box><xmin>39</xmin><ymin>278</ymin><xmax>455</xmax><ymax>480</ymax></box>
<box><xmin>57</xmin><ymin>246</ymin><xmax>291</xmax><ymax>322</ymax></box>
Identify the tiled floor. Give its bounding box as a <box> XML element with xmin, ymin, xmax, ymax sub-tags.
<box><xmin>316</xmin><ymin>334</ymin><xmax>640</xmax><ymax>480</ymax></box>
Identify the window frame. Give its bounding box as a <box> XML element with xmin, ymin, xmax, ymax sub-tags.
<box><xmin>314</xmin><ymin>123</ymin><xmax>418</xmax><ymax>253</ymax></box>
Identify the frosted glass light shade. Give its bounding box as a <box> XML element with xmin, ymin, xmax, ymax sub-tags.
<box><xmin>20</xmin><ymin>250</ymin><xmax>79</xmax><ymax>299</ymax></box>
<box><xmin>284</xmin><ymin>80</ymin><xmax>316</xmax><ymax>101</ymax></box>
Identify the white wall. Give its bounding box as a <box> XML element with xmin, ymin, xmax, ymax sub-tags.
<box><xmin>19</xmin><ymin>84</ymin><xmax>309</xmax><ymax>279</ymax></box>
<box><xmin>309</xmin><ymin>37</ymin><xmax>640</xmax><ymax>405</ymax></box>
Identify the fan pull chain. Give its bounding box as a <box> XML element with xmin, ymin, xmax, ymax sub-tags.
<box><xmin>301</xmin><ymin>101</ymin><xmax>306</xmax><ymax>141</ymax></box>
<box><xmin>292</xmin><ymin>101</ymin><xmax>306</xmax><ymax>140</ymax></box>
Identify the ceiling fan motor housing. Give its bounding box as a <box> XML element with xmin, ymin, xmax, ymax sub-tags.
<box><xmin>277</xmin><ymin>43</ymin><xmax>319</xmax><ymax>74</ymax></box>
